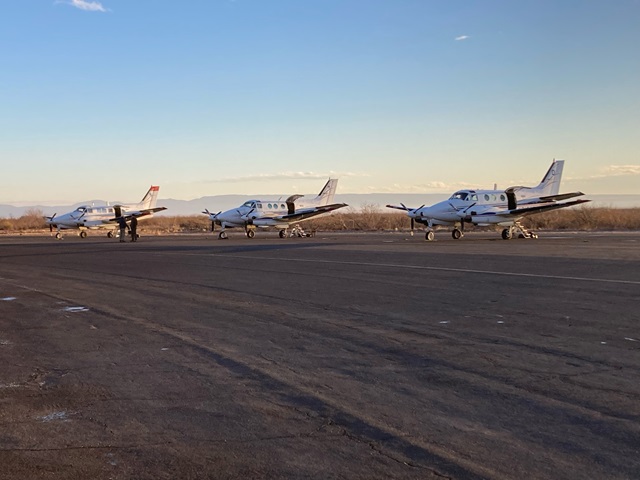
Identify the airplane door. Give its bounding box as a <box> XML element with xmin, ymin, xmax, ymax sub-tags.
<box><xmin>114</xmin><ymin>206</ymin><xmax>122</xmax><ymax>217</ymax></box>
<box><xmin>506</xmin><ymin>190</ymin><xmax>517</xmax><ymax>210</ymax></box>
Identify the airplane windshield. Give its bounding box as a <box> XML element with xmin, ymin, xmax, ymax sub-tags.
<box><xmin>74</xmin><ymin>207</ymin><xmax>87</xmax><ymax>212</ymax></box>
<box><xmin>449</xmin><ymin>192</ymin><xmax>468</xmax><ymax>201</ymax></box>
<box><xmin>242</xmin><ymin>201</ymin><xmax>256</xmax><ymax>208</ymax></box>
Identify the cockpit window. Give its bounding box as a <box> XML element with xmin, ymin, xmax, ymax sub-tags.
<box><xmin>75</xmin><ymin>207</ymin><xmax>86</xmax><ymax>212</ymax></box>
<box><xmin>242</xmin><ymin>201</ymin><xmax>255</xmax><ymax>208</ymax></box>
<box><xmin>449</xmin><ymin>192</ymin><xmax>468</xmax><ymax>201</ymax></box>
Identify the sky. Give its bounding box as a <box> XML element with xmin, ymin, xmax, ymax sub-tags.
<box><xmin>1</xmin><ymin>0</ymin><xmax>639</xmax><ymax>204</ymax></box>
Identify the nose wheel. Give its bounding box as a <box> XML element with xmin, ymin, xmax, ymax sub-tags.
<box><xmin>246</xmin><ymin>229</ymin><xmax>255</xmax><ymax>239</ymax></box>
<box><xmin>425</xmin><ymin>230</ymin><xmax>435</xmax><ymax>241</ymax></box>
<box><xmin>79</xmin><ymin>231</ymin><xmax>88</xmax><ymax>239</ymax></box>
<box><xmin>451</xmin><ymin>228</ymin><xmax>463</xmax><ymax>240</ymax></box>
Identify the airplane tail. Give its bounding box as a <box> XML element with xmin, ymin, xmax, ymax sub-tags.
<box><xmin>136</xmin><ymin>185</ymin><xmax>160</xmax><ymax>209</ymax></box>
<box><xmin>533</xmin><ymin>160</ymin><xmax>564</xmax><ymax>196</ymax></box>
<box><xmin>312</xmin><ymin>179</ymin><xmax>338</xmax><ymax>206</ymax></box>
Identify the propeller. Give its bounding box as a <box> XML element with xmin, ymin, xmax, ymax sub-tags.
<box><xmin>44</xmin><ymin>213</ymin><xmax>57</xmax><ymax>232</ymax></box>
<box><xmin>241</xmin><ymin>207</ymin><xmax>256</xmax><ymax>222</ymax></box>
<box><xmin>408</xmin><ymin>205</ymin><xmax>423</xmax><ymax>235</ymax></box>
<box><xmin>203</xmin><ymin>209</ymin><xmax>221</xmax><ymax>232</ymax></box>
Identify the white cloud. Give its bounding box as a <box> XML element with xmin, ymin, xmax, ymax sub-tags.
<box><xmin>455</xmin><ymin>35</ymin><xmax>470</xmax><ymax>41</ymax></box>
<box><xmin>367</xmin><ymin>181</ymin><xmax>478</xmax><ymax>193</ymax></box>
<box><xmin>56</xmin><ymin>0</ymin><xmax>109</xmax><ymax>12</ymax></box>
<box><xmin>204</xmin><ymin>171</ymin><xmax>362</xmax><ymax>183</ymax></box>
<box><xmin>602</xmin><ymin>165</ymin><xmax>640</xmax><ymax>176</ymax></box>
<box><xmin>566</xmin><ymin>164</ymin><xmax>640</xmax><ymax>182</ymax></box>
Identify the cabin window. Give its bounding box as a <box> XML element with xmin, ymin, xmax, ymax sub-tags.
<box><xmin>500</xmin><ymin>194</ymin><xmax>506</xmax><ymax>201</ymax></box>
<box><xmin>268</xmin><ymin>203</ymin><xmax>273</xmax><ymax>209</ymax></box>
<box><xmin>257</xmin><ymin>203</ymin><xmax>262</xmax><ymax>209</ymax></box>
<box><xmin>280</xmin><ymin>204</ymin><xmax>285</xmax><ymax>209</ymax></box>
<box><xmin>484</xmin><ymin>194</ymin><xmax>490</xmax><ymax>201</ymax></box>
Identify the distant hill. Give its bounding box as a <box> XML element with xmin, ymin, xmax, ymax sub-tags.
<box><xmin>1</xmin><ymin>194</ymin><xmax>639</xmax><ymax>218</ymax></box>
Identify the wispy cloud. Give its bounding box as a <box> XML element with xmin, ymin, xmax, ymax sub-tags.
<box><xmin>455</xmin><ymin>35</ymin><xmax>470</xmax><ymax>41</ymax></box>
<box><xmin>566</xmin><ymin>164</ymin><xmax>640</xmax><ymax>182</ymax></box>
<box><xmin>367</xmin><ymin>181</ymin><xmax>477</xmax><ymax>193</ymax></box>
<box><xmin>56</xmin><ymin>0</ymin><xmax>109</xmax><ymax>12</ymax></box>
<box><xmin>204</xmin><ymin>171</ymin><xmax>362</xmax><ymax>184</ymax></box>
<box><xmin>602</xmin><ymin>164</ymin><xmax>640</xmax><ymax>176</ymax></box>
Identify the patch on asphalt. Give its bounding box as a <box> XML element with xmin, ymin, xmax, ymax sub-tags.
<box><xmin>38</xmin><ymin>411</ymin><xmax>73</xmax><ymax>422</ymax></box>
<box><xmin>62</xmin><ymin>306</ymin><xmax>90</xmax><ymax>313</ymax></box>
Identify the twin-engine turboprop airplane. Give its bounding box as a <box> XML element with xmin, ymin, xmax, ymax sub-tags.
<box><xmin>387</xmin><ymin>160</ymin><xmax>590</xmax><ymax>241</ymax></box>
<box><xmin>45</xmin><ymin>185</ymin><xmax>167</xmax><ymax>239</ymax></box>
<box><xmin>204</xmin><ymin>178</ymin><xmax>348</xmax><ymax>239</ymax></box>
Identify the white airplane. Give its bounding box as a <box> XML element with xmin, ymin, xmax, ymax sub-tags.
<box><xmin>204</xmin><ymin>178</ymin><xmax>348</xmax><ymax>239</ymax></box>
<box><xmin>45</xmin><ymin>185</ymin><xmax>167</xmax><ymax>239</ymax></box>
<box><xmin>387</xmin><ymin>160</ymin><xmax>590</xmax><ymax>241</ymax></box>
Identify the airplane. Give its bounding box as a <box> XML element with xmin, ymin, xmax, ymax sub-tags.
<box><xmin>387</xmin><ymin>160</ymin><xmax>590</xmax><ymax>241</ymax></box>
<box><xmin>45</xmin><ymin>185</ymin><xmax>167</xmax><ymax>239</ymax></box>
<box><xmin>204</xmin><ymin>178</ymin><xmax>348</xmax><ymax>239</ymax></box>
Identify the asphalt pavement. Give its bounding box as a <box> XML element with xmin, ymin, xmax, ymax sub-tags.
<box><xmin>1</xmin><ymin>231</ymin><xmax>639</xmax><ymax>479</ymax></box>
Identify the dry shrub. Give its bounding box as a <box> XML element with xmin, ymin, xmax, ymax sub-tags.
<box><xmin>306</xmin><ymin>205</ymin><xmax>408</xmax><ymax>231</ymax></box>
<box><xmin>2</xmin><ymin>209</ymin><xmax>47</xmax><ymax>231</ymax></box>
<box><xmin>142</xmin><ymin>215</ymin><xmax>211</xmax><ymax>233</ymax></box>
<box><xmin>524</xmin><ymin>206</ymin><xmax>640</xmax><ymax>231</ymax></box>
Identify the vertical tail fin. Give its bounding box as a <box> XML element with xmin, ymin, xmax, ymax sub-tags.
<box><xmin>313</xmin><ymin>178</ymin><xmax>338</xmax><ymax>206</ymax></box>
<box><xmin>137</xmin><ymin>186</ymin><xmax>160</xmax><ymax>209</ymax></box>
<box><xmin>534</xmin><ymin>160</ymin><xmax>564</xmax><ymax>196</ymax></box>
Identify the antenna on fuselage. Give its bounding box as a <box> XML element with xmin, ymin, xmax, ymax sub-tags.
<box><xmin>494</xmin><ymin>183</ymin><xmax>497</xmax><ymax>190</ymax></box>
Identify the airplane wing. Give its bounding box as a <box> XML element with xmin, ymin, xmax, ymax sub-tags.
<box><xmin>108</xmin><ymin>207</ymin><xmax>167</xmax><ymax>222</ymax></box>
<box><xmin>492</xmin><ymin>198</ymin><xmax>590</xmax><ymax>217</ymax></box>
<box><xmin>518</xmin><ymin>191</ymin><xmax>586</xmax><ymax>205</ymax></box>
<box><xmin>264</xmin><ymin>203</ymin><xmax>348</xmax><ymax>222</ymax></box>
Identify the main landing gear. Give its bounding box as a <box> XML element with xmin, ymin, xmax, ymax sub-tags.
<box><xmin>502</xmin><ymin>222</ymin><xmax>538</xmax><ymax>240</ymax></box>
<box><xmin>79</xmin><ymin>231</ymin><xmax>88</xmax><ymax>239</ymax></box>
<box><xmin>218</xmin><ymin>231</ymin><xmax>228</xmax><ymax>239</ymax></box>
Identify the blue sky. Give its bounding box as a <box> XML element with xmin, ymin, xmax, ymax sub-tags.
<box><xmin>1</xmin><ymin>0</ymin><xmax>638</xmax><ymax>204</ymax></box>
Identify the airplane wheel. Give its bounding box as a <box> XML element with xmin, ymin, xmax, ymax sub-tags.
<box><xmin>218</xmin><ymin>231</ymin><xmax>228</xmax><ymax>240</ymax></box>
<box><xmin>279</xmin><ymin>230</ymin><xmax>286</xmax><ymax>238</ymax></box>
<box><xmin>107</xmin><ymin>231</ymin><xmax>114</xmax><ymax>238</ymax></box>
<box><xmin>502</xmin><ymin>228</ymin><xmax>512</xmax><ymax>240</ymax></box>
<box><xmin>246</xmin><ymin>230</ymin><xmax>255</xmax><ymax>239</ymax></box>
<box><xmin>452</xmin><ymin>229</ymin><xmax>462</xmax><ymax>240</ymax></box>
<box><xmin>80</xmin><ymin>231</ymin><xmax>88</xmax><ymax>239</ymax></box>
<box><xmin>426</xmin><ymin>231</ymin><xmax>435</xmax><ymax>242</ymax></box>
<box><xmin>55</xmin><ymin>232</ymin><xmax>61</xmax><ymax>239</ymax></box>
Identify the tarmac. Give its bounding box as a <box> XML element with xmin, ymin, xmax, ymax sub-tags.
<box><xmin>1</xmin><ymin>230</ymin><xmax>639</xmax><ymax>479</ymax></box>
